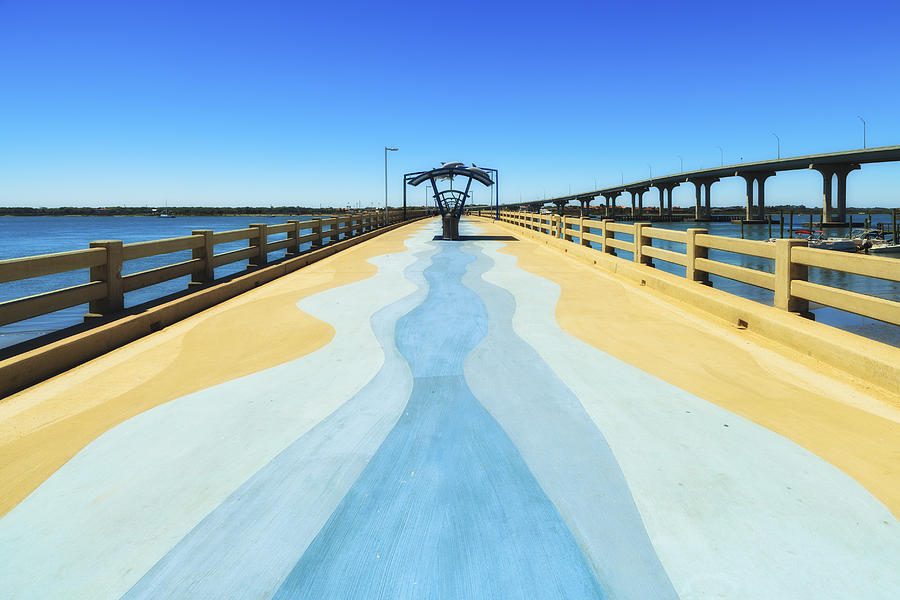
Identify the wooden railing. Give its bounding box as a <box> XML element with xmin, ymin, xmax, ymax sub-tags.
<box><xmin>485</xmin><ymin>210</ymin><xmax>900</xmax><ymax>327</ymax></box>
<box><xmin>0</xmin><ymin>209</ymin><xmax>427</xmax><ymax>328</ymax></box>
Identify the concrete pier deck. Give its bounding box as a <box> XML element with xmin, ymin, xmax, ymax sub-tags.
<box><xmin>1</xmin><ymin>217</ymin><xmax>899</xmax><ymax>599</ymax></box>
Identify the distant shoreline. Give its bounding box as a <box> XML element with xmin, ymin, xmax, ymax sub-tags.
<box><xmin>0</xmin><ymin>208</ymin><xmax>382</xmax><ymax>217</ymax></box>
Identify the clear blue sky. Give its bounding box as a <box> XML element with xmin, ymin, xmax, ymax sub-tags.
<box><xmin>1</xmin><ymin>0</ymin><xmax>899</xmax><ymax>208</ymax></box>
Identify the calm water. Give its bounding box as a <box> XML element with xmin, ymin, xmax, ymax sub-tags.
<box><xmin>1</xmin><ymin>214</ymin><xmax>899</xmax><ymax>350</ymax></box>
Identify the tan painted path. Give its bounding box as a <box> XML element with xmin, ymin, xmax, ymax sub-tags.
<box><xmin>0</xmin><ymin>223</ymin><xmax>421</xmax><ymax>517</ymax></box>
<box><xmin>1</xmin><ymin>216</ymin><xmax>899</xmax><ymax>600</ymax></box>
<box><xmin>475</xmin><ymin>217</ymin><xmax>900</xmax><ymax>517</ymax></box>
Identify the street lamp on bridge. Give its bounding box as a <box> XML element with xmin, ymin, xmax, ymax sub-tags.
<box><xmin>384</xmin><ymin>146</ymin><xmax>399</xmax><ymax>221</ymax></box>
<box><xmin>772</xmin><ymin>133</ymin><xmax>780</xmax><ymax>159</ymax></box>
<box><xmin>716</xmin><ymin>146</ymin><xmax>724</xmax><ymax>166</ymax></box>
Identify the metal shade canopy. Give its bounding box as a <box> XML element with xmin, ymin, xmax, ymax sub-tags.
<box><xmin>407</xmin><ymin>166</ymin><xmax>494</xmax><ymax>188</ymax></box>
<box><xmin>406</xmin><ymin>163</ymin><xmax>495</xmax><ymax>240</ymax></box>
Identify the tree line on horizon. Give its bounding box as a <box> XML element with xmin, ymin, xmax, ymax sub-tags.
<box><xmin>0</xmin><ymin>205</ymin><xmax>391</xmax><ymax>217</ymax></box>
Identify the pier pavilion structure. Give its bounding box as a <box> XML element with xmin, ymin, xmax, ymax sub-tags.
<box><xmin>521</xmin><ymin>145</ymin><xmax>900</xmax><ymax>225</ymax></box>
<box><xmin>405</xmin><ymin>163</ymin><xmax>494</xmax><ymax>239</ymax></box>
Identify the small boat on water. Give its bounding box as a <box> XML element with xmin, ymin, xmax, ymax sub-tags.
<box><xmin>788</xmin><ymin>229</ymin><xmax>860</xmax><ymax>252</ymax></box>
<box><xmin>852</xmin><ymin>229</ymin><xmax>900</xmax><ymax>254</ymax></box>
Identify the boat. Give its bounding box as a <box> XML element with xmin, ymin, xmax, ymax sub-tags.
<box><xmin>852</xmin><ymin>229</ymin><xmax>900</xmax><ymax>254</ymax></box>
<box><xmin>788</xmin><ymin>229</ymin><xmax>860</xmax><ymax>252</ymax></box>
<box><xmin>158</xmin><ymin>201</ymin><xmax>175</xmax><ymax>218</ymax></box>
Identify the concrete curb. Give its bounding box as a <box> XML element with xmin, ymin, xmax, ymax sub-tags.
<box><xmin>0</xmin><ymin>217</ymin><xmax>431</xmax><ymax>399</ymax></box>
<box><xmin>477</xmin><ymin>216</ymin><xmax>900</xmax><ymax>395</ymax></box>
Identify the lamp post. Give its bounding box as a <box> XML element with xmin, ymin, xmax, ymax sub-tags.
<box><xmin>772</xmin><ymin>133</ymin><xmax>780</xmax><ymax>159</ymax></box>
<box><xmin>384</xmin><ymin>146</ymin><xmax>398</xmax><ymax>223</ymax></box>
<box><xmin>677</xmin><ymin>155</ymin><xmax>683</xmax><ymax>172</ymax></box>
<box><xmin>857</xmin><ymin>115</ymin><xmax>866</xmax><ymax>149</ymax></box>
<box><xmin>716</xmin><ymin>145</ymin><xmax>724</xmax><ymax>166</ymax></box>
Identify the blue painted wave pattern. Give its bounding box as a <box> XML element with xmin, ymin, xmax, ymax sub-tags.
<box><xmin>123</xmin><ymin>234</ymin><xmax>672</xmax><ymax>599</ymax></box>
<box><xmin>274</xmin><ymin>244</ymin><xmax>606</xmax><ymax>599</ymax></box>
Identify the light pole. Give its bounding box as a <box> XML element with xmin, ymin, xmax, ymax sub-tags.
<box><xmin>677</xmin><ymin>155</ymin><xmax>683</xmax><ymax>172</ymax></box>
<box><xmin>647</xmin><ymin>163</ymin><xmax>653</xmax><ymax>180</ymax></box>
<box><xmin>716</xmin><ymin>146</ymin><xmax>724</xmax><ymax>166</ymax></box>
<box><xmin>384</xmin><ymin>147</ymin><xmax>398</xmax><ymax>223</ymax></box>
<box><xmin>772</xmin><ymin>133</ymin><xmax>780</xmax><ymax>159</ymax></box>
<box><xmin>857</xmin><ymin>115</ymin><xmax>866</xmax><ymax>149</ymax></box>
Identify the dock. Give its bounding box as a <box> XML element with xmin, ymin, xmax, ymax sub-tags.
<box><xmin>1</xmin><ymin>217</ymin><xmax>899</xmax><ymax>599</ymax></box>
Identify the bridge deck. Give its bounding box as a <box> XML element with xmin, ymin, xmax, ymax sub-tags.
<box><xmin>1</xmin><ymin>217</ymin><xmax>899</xmax><ymax>599</ymax></box>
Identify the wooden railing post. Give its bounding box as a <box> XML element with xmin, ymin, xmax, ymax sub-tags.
<box><xmin>601</xmin><ymin>219</ymin><xmax>616</xmax><ymax>256</ymax></box>
<box><xmin>190</xmin><ymin>230</ymin><xmax>215</xmax><ymax>285</ymax></box>
<box><xmin>286</xmin><ymin>220</ymin><xmax>301</xmax><ymax>256</ymax></box>
<box><xmin>249</xmin><ymin>223</ymin><xmax>267</xmax><ymax>267</ymax></box>
<box><xmin>633</xmin><ymin>222</ymin><xmax>653</xmax><ymax>266</ymax></box>
<box><xmin>775</xmin><ymin>238</ymin><xmax>810</xmax><ymax>314</ymax></box>
<box><xmin>87</xmin><ymin>240</ymin><xmax>123</xmax><ymax>317</ymax></box>
<box><xmin>563</xmin><ymin>216</ymin><xmax>574</xmax><ymax>242</ymax></box>
<box><xmin>686</xmin><ymin>228</ymin><xmax>710</xmax><ymax>285</ymax></box>
<box><xmin>311</xmin><ymin>218</ymin><xmax>323</xmax><ymax>249</ymax></box>
<box><xmin>580</xmin><ymin>216</ymin><xmax>590</xmax><ymax>246</ymax></box>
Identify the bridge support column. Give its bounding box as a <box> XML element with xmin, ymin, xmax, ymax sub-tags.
<box><xmin>812</xmin><ymin>164</ymin><xmax>858</xmax><ymax>225</ymax></box>
<box><xmin>554</xmin><ymin>200</ymin><xmax>567</xmax><ymax>217</ymax></box>
<box><xmin>602</xmin><ymin>192</ymin><xmax>621</xmax><ymax>220</ymax></box>
<box><xmin>628</xmin><ymin>187</ymin><xmax>648</xmax><ymax>220</ymax></box>
<box><xmin>693</xmin><ymin>183</ymin><xmax>702</xmax><ymax>221</ymax></box>
<box><xmin>821</xmin><ymin>168</ymin><xmax>835</xmax><ymax>225</ymax></box>
<box><xmin>689</xmin><ymin>178</ymin><xmax>719</xmax><ymax>221</ymax></box>
<box><xmin>654</xmin><ymin>183</ymin><xmax>678</xmax><ymax>217</ymax></box>
<box><xmin>740</xmin><ymin>172</ymin><xmax>775</xmax><ymax>221</ymax></box>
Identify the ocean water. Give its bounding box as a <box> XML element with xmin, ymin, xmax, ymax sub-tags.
<box><xmin>1</xmin><ymin>214</ymin><xmax>899</xmax><ymax>351</ymax></box>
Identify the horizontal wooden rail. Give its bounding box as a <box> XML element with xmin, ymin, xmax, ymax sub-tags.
<box><xmin>792</xmin><ymin>247</ymin><xmax>900</xmax><ymax>282</ymax></box>
<box><xmin>0</xmin><ymin>248</ymin><xmax>106</xmax><ymax>283</ymax></box>
<box><xmin>605</xmin><ymin>238</ymin><xmax>635</xmax><ymax>253</ymax></box>
<box><xmin>0</xmin><ymin>281</ymin><xmax>107</xmax><ymax>327</ymax></box>
<box><xmin>122</xmin><ymin>235</ymin><xmax>204</xmax><ymax>261</ymax></box>
<box><xmin>265</xmin><ymin>238</ymin><xmax>294</xmax><ymax>253</ymax></box>
<box><xmin>792</xmin><ymin>281</ymin><xmax>900</xmax><ymax>326</ymax></box>
<box><xmin>695</xmin><ymin>258</ymin><xmax>775</xmax><ymax>290</ymax></box>
<box><xmin>606</xmin><ymin>222</ymin><xmax>634</xmax><ymax>234</ymax></box>
<box><xmin>644</xmin><ymin>228</ymin><xmax>687</xmax><ymax>244</ymax></box>
<box><xmin>642</xmin><ymin>245</ymin><xmax>688</xmax><ymax>266</ymax></box>
<box><xmin>696</xmin><ymin>234</ymin><xmax>775</xmax><ymax>259</ymax></box>
<box><xmin>212</xmin><ymin>228</ymin><xmax>258</xmax><ymax>245</ymax></box>
<box><xmin>122</xmin><ymin>259</ymin><xmax>204</xmax><ymax>293</ymax></box>
<box><xmin>211</xmin><ymin>246</ymin><xmax>265</xmax><ymax>268</ymax></box>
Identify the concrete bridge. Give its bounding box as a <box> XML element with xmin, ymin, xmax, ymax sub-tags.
<box><xmin>1</xmin><ymin>216</ymin><xmax>899</xmax><ymax>599</ymax></box>
<box><xmin>508</xmin><ymin>145</ymin><xmax>900</xmax><ymax>224</ymax></box>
